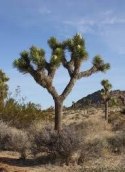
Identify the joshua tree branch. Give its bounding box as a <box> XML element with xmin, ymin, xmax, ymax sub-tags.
<box><xmin>77</xmin><ymin>66</ymin><xmax>97</xmax><ymax>79</ymax></box>
<box><xmin>29</xmin><ymin>67</ymin><xmax>58</xmax><ymax>99</ymax></box>
<box><xmin>45</xmin><ymin>62</ymin><xmax>56</xmax><ymax>79</ymax></box>
<box><xmin>60</xmin><ymin>77</ymin><xmax>77</xmax><ymax>101</ymax></box>
<box><xmin>60</xmin><ymin>65</ymin><xmax>80</xmax><ymax>101</ymax></box>
<box><xmin>62</xmin><ymin>57</ymin><xmax>74</xmax><ymax>77</ymax></box>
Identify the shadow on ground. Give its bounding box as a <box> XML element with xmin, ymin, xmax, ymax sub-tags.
<box><xmin>0</xmin><ymin>155</ymin><xmax>56</xmax><ymax>168</ymax></box>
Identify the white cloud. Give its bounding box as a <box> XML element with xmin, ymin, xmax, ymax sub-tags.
<box><xmin>63</xmin><ymin>16</ymin><xmax>125</xmax><ymax>32</ymax></box>
<box><xmin>101</xmin><ymin>17</ymin><xmax>125</xmax><ymax>25</ymax></box>
<box><xmin>102</xmin><ymin>10</ymin><xmax>113</xmax><ymax>16</ymax></box>
<box><xmin>62</xmin><ymin>10</ymin><xmax>125</xmax><ymax>55</ymax></box>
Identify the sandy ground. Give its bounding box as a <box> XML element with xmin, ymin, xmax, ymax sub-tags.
<box><xmin>0</xmin><ymin>151</ymin><xmax>81</xmax><ymax>172</ymax></box>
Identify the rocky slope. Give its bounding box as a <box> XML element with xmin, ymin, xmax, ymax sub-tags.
<box><xmin>71</xmin><ymin>90</ymin><xmax>125</xmax><ymax>109</ymax></box>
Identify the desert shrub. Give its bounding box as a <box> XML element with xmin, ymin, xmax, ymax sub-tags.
<box><xmin>0</xmin><ymin>121</ymin><xmax>11</xmax><ymax>150</ymax></box>
<box><xmin>76</xmin><ymin>116</ymin><xmax>111</xmax><ymax>136</ymax></box>
<box><xmin>78</xmin><ymin>136</ymin><xmax>109</xmax><ymax>164</ymax></box>
<box><xmin>54</xmin><ymin>126</ymin><xmax>82</xmax><ymax>164</ymax></box>
<box><xmin>108</xmin><ymin>111</ymin><xmax>125</xmax><ymax>131</ymax></box>
<box><xmin>0</xmin><ymin>98</ymin><xmax>52</xmax><ymax>129</ymax></box>
<box><xmin>79</xmin><ymin>166</ymin><xmax>125</xmax><ymax>172</ymax></box>
<box><xmin>29</xmin><ymin>124</ymin><xmax>82</xmax><ymax>165</ymax></box>
<box><xmin>9</xmin><ymin>129</ymin><xmax>30</xmax><ymax>159</ymax></box>
<box><xmin>0</xmin><ymin>120</ymin><xmax>30</xmax><ymax>159</ymax></box>
<box><xmin>107</xmin><ymin>131</ymin><xmax>125</xmax><ymax>154</ymax></box>
<box><xmin>29</xmin><ymin>123</ymin><xmax>55</xmax><ymax>157</ymax></box>
<box><xmin>121</xmin><ymin>108</ymin><xmax>125</xmax><ymax>114</ymax></box>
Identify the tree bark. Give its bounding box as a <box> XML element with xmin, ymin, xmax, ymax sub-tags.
<box><xmin>54</xmin><ymin>99</ymin><xmax>63</xmax><ymax>131</ymax></box>
<box><xmin>105</xmin><ymin>101</ymin><xmax>108</xmax><ymax>122</ymax></box>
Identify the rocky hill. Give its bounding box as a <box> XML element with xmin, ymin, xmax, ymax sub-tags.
<box><xmin>71</xmin><ymin>90</ymin><xmax>125</xmax><ymax>109</ymax></box>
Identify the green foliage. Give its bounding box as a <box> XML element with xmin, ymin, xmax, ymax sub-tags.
<box><xmin>93</xmin><ymin>55</ymin><xmax>110</xmax><ymax>72</ymax></box>
<box><xmin>0</xmin><ymin>99</ymin><xmax>52</xmax><ymax>129</ymax></box>
<box><xmin>0</xmin><ymin>70</ymin><xmax>53</xmax><ymax>129</ymax></box>
<box><xmin>109</xmin><ymin>97</ymin><xmax>118</xmax><ymax>107</ymax></box>
<box><xmin>63</xmin><ymin>34</ymin><xmax>88</xmax><ymax>60</ymax></box>
<box><xmin>101</xmin><ymin>79</ymin><xmax>112</xmax><ymax>101</ymax></box>
<box><xmin>48</xmin><ymin>37</ymin><xmax>59</xmax><ymax>49</ymax></box>
<box><xmin>13</xmin><ymin>34</ymin><xmax>91</xmax><ymax>74</ymax></box>
<box><xmin>30</xmin><ymin>46</ymin><xmax>45</xmax><ymax>68</ymax></box>
<box><xmin>101</xmin><ymin>79</ymin><xmax>112</xmax><ymax>90</ymax></box>
<box><xmin>0</xmin><ymin>86</ymin><xmax>53</xmax><ymax>128</ymax></box>
<box><xmin>13</xmin><ymin>33</ymin><xmax>110</xmax><ymax>79</ymax></box>
<box><xmin>73</xmin><ymin>33</ymin><xmax>85</xmax><ymax>47</ymax></box>
<box><xmin>13</xmin><ymin>56</ymin><xmax>30</xmax><ymax>73</ymax></box>
<box><xmin>50</xmin><ymin>47</ymin><xmax>63</xmax><ymax>67</ymax></box>
<box><xmin>13</xmin><ymin>46</ymin><xmax>46</xmax><ymax>73</ymax></box>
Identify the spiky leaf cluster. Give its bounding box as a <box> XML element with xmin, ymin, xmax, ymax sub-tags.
<box><xmin>50</xmin><ymin>47</ymin><xmax>63</xmax><ymax>67</ymax></box>
<box><xmin>93</xmin><ymin>55</ymin><xmax>110</xmax><ymax>72</ymax></box>
<box><xmin>101</xmin><ymin>79</ymin><xmax>112</xmax><ymax>101</ymax></box>
<box><xmin>13</xmin><ymin>46</ymin><xmax>46</xmax><ymax>73</ymax></box>
<box><xmin>13</xmin><ymin>34</ymin><xmax>110</xmax><ymax>83</ymax></box>
<box><xmin>30</xmin><ymin>46</ymin><xmax>45</xmax><ymax>68</ymax></box>
<box><xmin>63</xmin><ymin>34</ymin><xmax>88</xmax><ymax>61</ymax></box>
<box><xmin>48</xmin><ymin>37</ymin><xmax>59</xmax><ymax>49</ymax></box>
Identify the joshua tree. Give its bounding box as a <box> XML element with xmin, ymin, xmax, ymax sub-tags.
<box><xmin>101</xmin><ymin>79</ymin><xmax>112</xmax><ymax>122</ymax></box>
<box><xmin>0</xmin><ymin>70</ymin><xmax>9</xmax><ymax>107</ymax></box>
<box><xmin>13</xmin><ymin>34</ymin><xmax>110</xmax><ymax>131</ymax></box>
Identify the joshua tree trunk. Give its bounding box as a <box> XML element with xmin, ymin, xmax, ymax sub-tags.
<box><xmin>54</xmin><ymin>99</ymin><xmax>63</xmax><ymax>131</ymax></box>
<box><xmin>105</xmin><ymin>101</ymin><xmax>108</xmax><ymax>122</ymax></box>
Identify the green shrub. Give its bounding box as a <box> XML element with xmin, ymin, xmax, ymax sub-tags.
<box><xmin>0</xmin><ymin>98</ymin><xmax>53</xmax><ymax>129</ymax></box>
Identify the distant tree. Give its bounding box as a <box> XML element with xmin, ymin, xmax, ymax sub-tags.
<box><xmin>72</xmin><ymin>101</ymin><xmax>75</xmax><ymax>109</ymax></box>
<box><xmin>101</xmin><ymin>79</ymin><xmax>112</xmax><ymax>122</ymax></box>
<box><xmin>13</xmin><ymin>34</ymin><xmax>110</xmax><ymax>131</ymax></box>
<box><xmin>0</xmin><ymin>70</ymin><xmax>9</xmax><ymax>108</ymax></box>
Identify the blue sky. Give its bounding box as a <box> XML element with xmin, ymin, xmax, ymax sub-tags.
<box><xmin>0</xmin><ymin>0</ymin><xmax>125</xmax><ymax>108</ymax></box>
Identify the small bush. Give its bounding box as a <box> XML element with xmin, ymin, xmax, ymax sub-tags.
<box><xmin>29</xmin><ymin>124</ymin><xmax>56</xmax><ymax>156</ymax></box>
<box><xmin>0</xmin><ymin>120</ymin><xmax>30</xmax><ymax>159</ymax></box>
<box><xmin>54</xmin><ymin>126</ymin><xmax>82</xmax><ymax>165</ymax></box>
<box><xmin>121</xmin><ymin>108</ymin><xmax>125</xmax><ymax>114</ymax></box>
<box><xmin>29</xmin><ymin>124</ymin><xmax>82</xmax><ymax>165</ymax></box>
<box><xmin>78</xmin><ymin>137</ymin><xmax>109</xmax><ymax>164</ymax></box>
<box><xmin>0</xmin><ymin>97</ymin><xmax>53</xmax><ymax>129</ymax></box>
<box><xmin>108</xmin><ymin>131</ymin><xmax>125</xmax><ymax>154</ymax></box>
<box><xmin>9</xmin><ymin>129</ymin><xmax>30</xmax><ymax>159</ymax></box>
<box><xmin>0</xmin><ymin>121</ymin><xmax>11</xmax><ymax>150</ymax></box>
<box><xmin>109</xmin><ymin>111</ymin><xmax>125</xmax><ymax>131</ymax></box>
